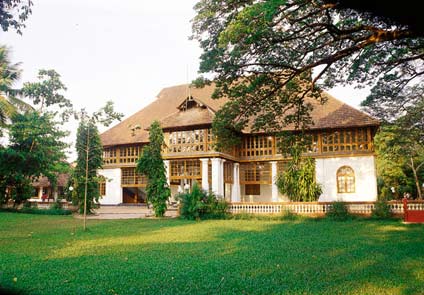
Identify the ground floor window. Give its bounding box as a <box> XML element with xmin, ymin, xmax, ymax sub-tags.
<box><xmin>99</xmin><ymin>176</ymin><xmax>106</xmax><ymax>196</ymax></box>
<box><xmin>240</xmin><ymin>162</ymin><xmax>271</xmax><ymax>184</ymax></box>
<box><xmin>245</xmin><ymin>184</ymin><xmax>260</xmax><ymax>195</ymax></box>
<box><xmin>337</xmin><ymin>166</ymin><xmax>355</xmax><ymax>193</ymax></box>
<box><xmin>170</xmin><ymin>159</ymin><xmax>201</xmax><ymax>180</ymax></box>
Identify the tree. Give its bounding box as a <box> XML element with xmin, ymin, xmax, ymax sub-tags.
<box><xmin>73</xmin><ymin>120</ymin><xmax>102</xmax><ymax>215</ymax></box>
<box><xmin>72</xmin><ymin>102</ymin><xmax>123</xmax><ymax>229</ymax></box>
<box><xmin>275</xmin><ymin>134</ymin><xmax>322</xmax><ymax>202</ymax></box>
<box><xmin>191</xmin><ymin>0</ymin><xmax>424</xmax><ymax>147</ymax></box>
<box><xmin>0</xmin><ymin>0</ymin><xmax>33</xmax><ymax>34</ymax></box>
<box><xmin>0</xmin><ymin>111</ymin><xmax>68</xmax><ymax>205</ymax></box>
<box><xmin>374</xmin><ymin>99</ymin><xmax>424</xmax><ymax>199</ymax></box>
<box><xmin>22</xmin><ymin>69</ymin><xmax>73</xmax><ymax>122</ymax></box>
<box><xmin>0</xmin><ymin>45</ymin><xmax>32</xmax><ymax>136</ymax></box>
<box><xmin>136</xmin><ymin>121</ymin><xmax>171</xmax><ymax>217</ymax></box>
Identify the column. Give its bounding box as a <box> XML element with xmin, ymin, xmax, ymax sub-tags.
<box><xmin>211</xmin><ymin>158</ymin><xmax>223</xmax><ymax>197</ymax></box>
<box><xmin>38</xmin><ymin>187</ymin><xmax>43</xmax><ymax>199</ymax></box>
<box><xmin>164</xmin><ymin>160</ymin><xmax>170</xmax><ymax>186</ymax></box>
<box><xmin>231</xmin><ymin>163</ymin><xmax>241</xmax><ymax>202</ymax></box>
<box><xmin>270</xmin><ymin>161</ymin><xmax>279</xmax><ymax>202</ymax></box>
<box><xmin>200</xmin><ymin>158</ymin><xmax>209</xmax><ymax>191</ymax></box>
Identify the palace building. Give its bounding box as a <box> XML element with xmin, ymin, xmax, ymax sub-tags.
<box><xmin>99</xmin><ymin>83</ymin><xmax>379</xmax><ymax>205</ymax></box>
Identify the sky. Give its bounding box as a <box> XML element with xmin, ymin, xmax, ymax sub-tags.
<box><xmin>1</xmin><ymin>0</ymin><xmax>371</xmax><ymax>160</ymax></box>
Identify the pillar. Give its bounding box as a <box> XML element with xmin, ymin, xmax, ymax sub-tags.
<box><xmin>211</xmin><ymin>158</ymin><xmax>223</xmax><ymax>196</ymax></box>
<box><xmin>164</xmin><ymin>160</ymin><xmax>170</xmax><ymax>186</ymax></box>
<box><xmin>231</xmin><ymin>163</ymin><xmax>241</xmax><ymax>202</ymax></box>
<box><xmin>38</xmin><ymin>187</ymin><xmax>43</xmax><ymax>199</ymax></box>
<box><xmin>270</xmin><ymin>161</ymin><xmax>279</xmax><ymax>202</ymax></box>
<box><xmin>200</xmin><ymin>158</ymin><xmax>209</xmax><ymax>191</ymax></box>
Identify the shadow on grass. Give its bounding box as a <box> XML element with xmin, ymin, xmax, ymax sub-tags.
<box><xmin>1</xmin><ymin>213</ymin><xmax>424</xmax><ymax>294</ymax></box>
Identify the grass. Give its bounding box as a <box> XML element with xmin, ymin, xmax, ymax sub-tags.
<box><xmin>0</xmin><ymin>213</ymin><xmax>423</xmax><ymax>295</ymax></box>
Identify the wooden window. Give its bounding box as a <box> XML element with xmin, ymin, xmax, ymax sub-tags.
<box><xmin>99</xmin><ymin>176</ymin><xmax>106</xmax><ymax>196</ymax></box>
<box><xmin>120</xmin><ymin>145</ymin><xmax>143</xmax><ymax>164</ymax></box>
<box><xmin>239</xmin><ymin>135</ymin><xmax>275</xmax><ymax>158</ymax></box>
<box><xmin>224</xmin><ymin>162</ymin><xmax>234</xmax><ymax>184</ymax></box>
<box><xmin>167</xmin><ymin>129</ymin><xmax>214</xmax><ymax>153</ymax></box>
<box><xmin>240</xmin><ymin>162</ymin><xmax>271</xmax><ymax>184</ymax></box>
<box><xmin>337</xmin><ymin>166</ymin><xmax>355</xmax><ymax>193</ymax></box>
<box><xmin>103</xmin><ymin>147</ymin><xmax>118</xmax><ymax>164</ymax></box>
<box><xmin>170</xmin><ymin>159</ymin><xmax>201</xmax><ymax>179</ymax></box>
<box><xmin>245</xmin><ymin>184</ymin><xmax>260</xmax><ymax>195</ymax></box>
<box><xmin>121</xmin><ymin>167</ymin><xmax>147</xmax><ymax>187</ymax></box>
<box><xmin>322</xmin><ymin>128</ymin><xmax>371</xmax><ymax>153</ymax></box>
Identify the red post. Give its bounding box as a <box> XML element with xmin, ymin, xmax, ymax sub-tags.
<box><xmin>403</xmin><ymin>197</ymin><xmax>408</xmax><ymax>222</ymax></box>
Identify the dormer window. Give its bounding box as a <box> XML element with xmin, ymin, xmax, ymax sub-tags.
<box><xmin>179</xmin><ymin>96</ymin><xmax>204</xmax><ymax>111</ymax></box>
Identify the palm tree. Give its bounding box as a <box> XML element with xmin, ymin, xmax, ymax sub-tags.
<box><xmin>0</xmin><ymin>45</ymin><xmax>31</xmax><ymax>132</ymax></box>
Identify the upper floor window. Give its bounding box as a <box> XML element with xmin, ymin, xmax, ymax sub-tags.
<box><xmin>322</xmin><ymin>128</ymin><xmax>371</xmax><ymax>153</ymax></box>
<box><xmin>239</xmin><ymin>135</ymin><xmax>275</xmax><ymax>158</ymax></box>
<box><xmin>337</xmin><ymin>166</ymin><xmax>355</xmax><ymax>193</ymax></box>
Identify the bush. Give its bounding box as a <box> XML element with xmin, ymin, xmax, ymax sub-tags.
<box><xmin>0</xmin><ymin>207</ymin><xmax>72</xmax><ymax>215</ymax></box>
<box><xmin>176</xmin><ymin>183</ymin><xmax>229</xmax><ymax>220</ymax></box>
<box><xmin>50</xmin><ymin>199</ymin><xmax>63</xmax><ymax>210</ymax></box>
<box><xmin>22</xmin><ymin>200</ymin><xmax>32</xmax><ymax>209</ymax></box>
<box><xmin>372</xmin><ymin>200</ymin><xmax>393</xmax><ymax>219</ymax></box>
<box><xmin>327</xmin><ymin>201</ymin><xmax>352</xmax><ymax>221</ymax></box>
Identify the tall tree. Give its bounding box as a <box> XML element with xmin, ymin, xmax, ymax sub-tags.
<box><xmin>0</xmin><ymin>0</ymin><xmax>33</xmax><ymax>34</ymax></box>
<box><xmin>72</xmin><ymin>102</ymin><xmax>123</xmax><ymax>229</ymax></box>
<box><xmin>137</xmin><ymin>121</ymin><xmax>171</xmax><ymax>217</ymax></box>
<box><xmin>192</xmin><ymin>0</ymin><xmax>424</xmax><ymax>147</ymax></box>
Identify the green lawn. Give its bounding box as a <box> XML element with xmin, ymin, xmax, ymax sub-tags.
<box><xmin>0</xmin><ymin>213</ymin><xmax>423</xmax><ymax>295</ymax></box>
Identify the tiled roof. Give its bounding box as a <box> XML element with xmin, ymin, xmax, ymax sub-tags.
<box><xmin>100</xmin><ymin>83</ymin><xmax>379</xmax><ymax>146</ymax></box>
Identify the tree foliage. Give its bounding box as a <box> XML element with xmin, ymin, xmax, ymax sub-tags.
<box><xmin>0</xmin><ymin>45</ymin><xmax>33</xmax><ymax>135</ymax></box>
<box><xmin>374</xmin><ymin>93</ymin><xmax>424</xmax><ymax>199</ymax></box>
<box><xmin>0</xmin><ymin>111</ymin><xmax>68</xmax><ymax>205</ymax></box>
<box><xmin>275</xmin><ymin>135</ymin><xmax>322</xmax><ymax>202</ymax></box>
<box><xmin>0</xmin><ymin>0</ymin><xmax>33</xmax><ymax>34</ymax></box>
<box><xmin>22</xmin><ymin>69</ymin><xmax>73</xmax><ymax>122</ymax></box>
<box><xmin>192</xmin><ymin>0</ymin><xmax>424</xmax><ymax>147</ymax></box>
<box><xmin>137</xmin><ymin>121</ymin><xmax>170</xmax><ymax>217</ymax></box>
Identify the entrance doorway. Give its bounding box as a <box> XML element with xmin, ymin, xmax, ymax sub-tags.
<box><xmin>122</xmin><ymin>187</ymin><xmax>147</xmax><ymax>204</ymax></box>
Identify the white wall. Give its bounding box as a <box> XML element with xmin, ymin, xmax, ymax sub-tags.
<box><xmin>98</xmin><ymin>168</ymin><xmax>122</xmax><ymax>205</ymax></box>
<box><xmin>316</xmin><ymin>155</ymin><xmax>377</xmax><ymax>202</ymax></box>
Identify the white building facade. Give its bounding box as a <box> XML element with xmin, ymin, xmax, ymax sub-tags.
<box><xmin>99</xmin><ymin>84</ymin><xmax>379</xmax><ymax>204</ymax></box>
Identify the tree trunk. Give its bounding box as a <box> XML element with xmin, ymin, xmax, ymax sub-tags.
<box><xmin>83</xmin><ymin>126</ymin><xmax>89</xmax><ymax>230</ymax></box>
<box><xmin>411</xmin><ymin>157</ymin><xmax>422</xmax><ymax>200</ymax></box>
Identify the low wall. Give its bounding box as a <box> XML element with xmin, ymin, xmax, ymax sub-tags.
<box><xmin>229</xmin><ymin>201</ymin><xmax>424</xmax><ymax>215</ymax></box>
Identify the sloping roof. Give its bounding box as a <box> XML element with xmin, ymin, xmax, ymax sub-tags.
<box><xmin>160</xmin><ymin>106</ymin><xmax>215</xmax><ymax>130</ymax></box>
<box><xmin>100</xmin><ymin>84</ymin><xmax>228</xmax><ymax>146</ymax></box>
<box><xmin>100</xmin><ymin>83</ymin><xmax>379</xmax><ymax>146</ymax></box>
<box><xmin>32</xmin><ymin>173</ymin><xmax>69</xmax><ymax>188</ymax></box>
<box><xmin>308</xmin><ymin>92</ymin><xmax>379</xmax><ymax>130</ymax></box>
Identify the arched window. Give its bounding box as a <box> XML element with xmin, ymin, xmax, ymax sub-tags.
<box><xmin>337</xmin><ymin>166</ymin><xmax>355</xmax><ymax>193</ymax></box>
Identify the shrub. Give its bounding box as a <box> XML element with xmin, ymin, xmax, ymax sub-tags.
<box><xmin>176</xmin><ymin>183</ymin><xmax>229</xmax><ymax>220</ymax></box>
<box><xmin>372</xmin><ymin>200</ymin><xmax>393</xmax><ymax>219</ymax></box>
<box><xmin>327</xmin><ymin>201</ymin><xmax>351</xmax><ymax>221</ymax></box>
<box><xmin>22</xmin><ymin>200</ymin><xmax>32</xmax><ymax>209</ymax></box>
<box><xmin>0</xmin><ymin>207</ymin><xmax>72</xmax><ymax>215</ymax></box>
<box><xmin>50</xmin><ymin>199</ymin><xmax>63</xmax><ymax>210</ymax></box>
